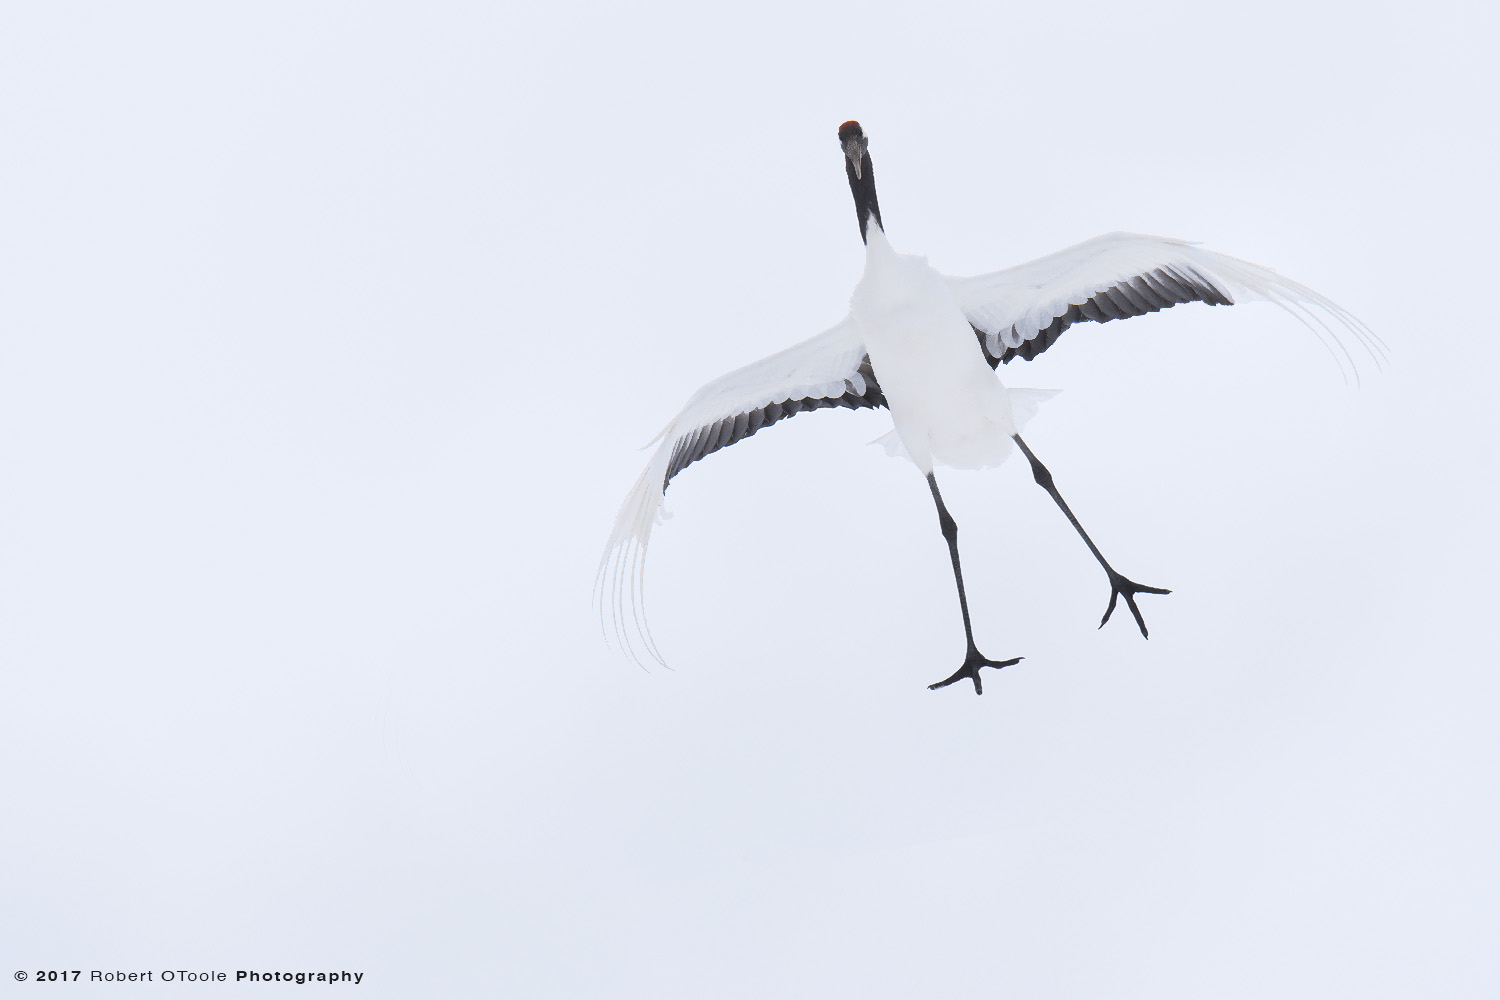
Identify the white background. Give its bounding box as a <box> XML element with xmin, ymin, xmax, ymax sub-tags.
<box><xmin>3</xmin><ymin>1</ymin><xmax>1497</xmax><ymax>996</ymax></box>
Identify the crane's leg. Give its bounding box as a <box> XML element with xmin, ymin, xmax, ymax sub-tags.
<box><xmin>925</xmin><ymin>473</ymin><xmax>1022</xmax><ymax>695</ymax></box>
<box><xmin>1012</xmin><ymin>434</ymin><xmax>1170</xmax><ymax>638</ymax></box>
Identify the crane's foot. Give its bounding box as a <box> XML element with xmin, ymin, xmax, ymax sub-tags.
<box><xmin>928</xmin><ymin>647</ymin><xmax>1022</xmax><ymax>696</ymax></box>
<box><xmin>1100</xmin><ymin>570</ymin><xmax>1172</xmax><ymax>638</ymax></box>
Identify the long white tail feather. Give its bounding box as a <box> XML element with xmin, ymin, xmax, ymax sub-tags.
<box><xmin>1193</xmin><ymin>247</ymin><xmax>1385</xmax><ymax>386</ymax></box>
<box><xmin>596</xmin><ymin>451</ymin><xmax>674</xmax><ymax>669</ymax></box>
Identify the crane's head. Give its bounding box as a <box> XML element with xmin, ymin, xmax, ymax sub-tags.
<box><xmin>839</xmin><ymin>120</ymin><xmax>868</xmax><ymax>179</ymax></box>
<box><xmin>837</xmin><ymin>120</ymin><xmax>883</xmax><ymax>244</ymax></box>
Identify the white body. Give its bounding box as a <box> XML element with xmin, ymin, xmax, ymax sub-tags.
<box><xmin>854</xmin><ymin>225</ymin><xmax>1026</xmax><ymax>473</ymax></box>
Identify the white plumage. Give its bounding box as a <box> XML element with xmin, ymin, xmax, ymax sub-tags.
<box><xmin>598</xmin><ymin>317</ymin><xmax>873</xmax><ymax>667</ymax></box>
<box><xmin>599</xmin><ymin>122</ymin><xmax>1380</xmax><ymax>690</ymax></box>
<box><xmin>949</xmin><ymin>231</ymin><xmax>1373</xmax><ymax>376</ymax></box>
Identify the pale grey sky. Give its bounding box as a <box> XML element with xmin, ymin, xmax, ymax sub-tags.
<box><xmin>2</xmin><ymin>1</ymin><xmax>1497</xmax><ymax>996</ymax></box>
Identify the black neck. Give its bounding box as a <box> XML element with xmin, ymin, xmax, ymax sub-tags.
<box><xmin>845</xmin><ymin>153</ymin><xmax>883</xmax><ymax>244</ymax></box>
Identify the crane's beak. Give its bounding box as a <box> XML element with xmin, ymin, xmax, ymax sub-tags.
<box><xmin>842</xmin><ymin>133</ymin><xmax>867</xmax><ymax>180</ymax></box>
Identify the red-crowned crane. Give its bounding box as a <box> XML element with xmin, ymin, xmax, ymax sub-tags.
<box><xmin>600</xmin><ymin>121</ymin><xmax>1379</xmax><ymax>694</ymax></box>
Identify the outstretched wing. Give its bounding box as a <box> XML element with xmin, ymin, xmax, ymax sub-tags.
<box><xmin>947</xmin><ymin>232</ymin><xmax>1381</xmax><ymax>373</ymax></box>
<box><xmin>598</xmin><ymin>318</ymin><xmax>886</xmax><ymax>665</ymax></box>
